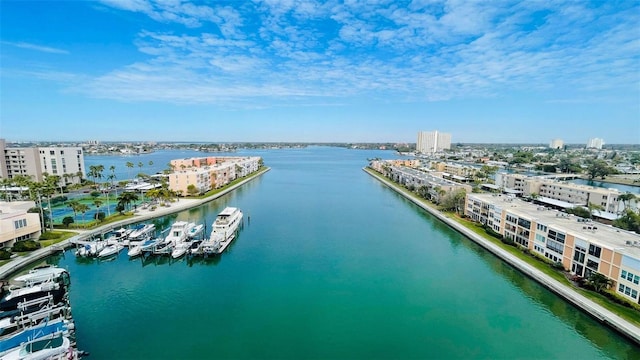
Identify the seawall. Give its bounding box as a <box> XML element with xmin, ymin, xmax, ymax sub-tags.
<box><xmin>0</xmin><ymin>167</ymin><xmax>270</xmax><ymax>279</ymax></box>
<box><xmin>364</xmin><ymin>167</ymin><xmax>640</xmax><ymax>345</ymax></box>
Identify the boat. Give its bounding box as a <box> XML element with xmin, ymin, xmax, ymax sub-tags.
<box><xmin>0</xmin><ymin>318</ymin><xmax>72</xmax><ymax>354</ymax></box>
<box><xmin>201</xmin><ymin>207</ymin><xmax>243</xmax><ymax>255</ymax></box>
<box><xmin>104</xmin><ymin>227</ymin><xmax>132</xmax><ymax>245</ymax></box>
<box><xmin>12</xmin><ymin>266</ymin><xmax>68</xmax><ymax>287</ymax></box>
<box><xmin>0</xmin><ymin>282</ymin><xmax>66</xmax><ymax>312</ymax></box>
<box><xmin>97</xmin><ymin>244</ymin><xmax>123</xmax><ymax>258</ymax></box>
<box><xmin>128</xmin><ymin>238</ymin><xmax>157</xmax><ymax>258</ymax></box>
<box><xmin>152</xmin><ymin>238</ymin><xmax>174</xmax><ymax>256</ymax></box>
<box><xmin>75</xmin><ymin>240</ymin><xmax>106</xmax><ymax>258</ymax></box>
<box><xmin>0</xmin><ymin>331</ymin><xmax>72</xmax><ymax>360</ymax></box>
<box><xmin>127</xmin><ymin>223</ymin><xmax>156</xmax><ymax>243</ymax></box>
<box><xmin>186</xmin><ymin>224</ymin><xmax>204</xmax><ymax>239</ymax></box>
<box><xmin>165</xmin><ymin>221</ymin><xmax>195</xmax><ymax>244</ymax></box>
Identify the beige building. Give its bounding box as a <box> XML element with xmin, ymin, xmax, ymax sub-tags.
<box><xmin>495</xmin><ymin>173</ymin><xmax>624</xmax><ymax>214</ymax></box>
<box><xmin>465</xmin><ymin>193</ymin><xmax>640</xmax><ymax>304</ymax></box>
<box><xmin>417</xmin><ymin>131</ymin><xmax>451</xmax><ymax>154</ymax></box>
<box><xmin>0</xmin><ymin>201</ymin><xmax>42</xmax><ymax>248</ymax></box>
<box><xmin>433</xmin><ymin>162</ymin><xmax>477</xmax><ymax>181</ymax></box>
<box><xmin>550</xmin><ymin>139</ymin><xmax>564</xmax><ymax>149</ymax></box>
<box><xmin>0</xmin><ymin>139</ymin><xmax>85</xmax><ymax>188</ymax></box>
<box><xmin>169</xmin><ymin>156</ymin><xmax>261</xmax><ymax>196</ymax></box>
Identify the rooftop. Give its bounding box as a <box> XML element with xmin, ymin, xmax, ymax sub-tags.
<box><xmin>469</xmin><ymin>193</ymin><xmax>640</xmax><ymax>259</ymax></box>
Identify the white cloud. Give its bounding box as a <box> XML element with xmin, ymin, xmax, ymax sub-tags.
<box><xmin>75</xmin><ymin>1</ymin><xmax>640</xmax><ymax>106</ymax></box>
<box><xmin>2</xmin><ymin>41</ymin><xmax>69</xmax><ymax>54</ymax></box>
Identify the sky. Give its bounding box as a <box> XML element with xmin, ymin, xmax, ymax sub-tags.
<box><xmin>0</xmin><ymin>0</ymin><xmax>639</xmax><ymax>144</ymax></box>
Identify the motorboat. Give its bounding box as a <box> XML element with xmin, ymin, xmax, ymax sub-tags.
<box><xmin>202</xmin><ymin>207</ymin><xmax>243</xmax><ymax>255</ymax></box>
<box><xmin>0</xmin><ymin>318</ymin><xmax>72</xmax><ymax>353</ymax></box>
<box><xmin>128</xmin><ymin>223</ymin><xmax>156</xmax><ymax>243</ymax></box>
<box><xmin>97</xmin><ymin>244</ymin><xmax>123</xmax><ymax>258</ymax></box>
<box><xmin>75</xmin><ymin>240</ymin><xmax>106</xmax><ymax>258</ymax></box>
<box><xmin>128</xmin><ymin>238</ymin><xmax>157</xmax><ymax>258</ymax></box>
<box><xmin>0</xmin><ymin>282</ymin><xmax>66</xmax><ymax>312</ymax></box>
<box><xmin>186</xmin><ymin>224</ymin><xmax>204</xmax><ymax>239</ymax></box>
<box><xmin>165</xmin><ymin>221</ymin><xmax>195</xmax><ymax>244</ymax></box>
<box><xmin>105</xmin><ymin>227</ymin><xmax>132</xmax><ymax>245</ymax></box>
<box><xmin>12</xmin><ymin>266</ymin><xmax>68</xmax><ymax>287</ymax></box>
<box><xmin>0</xmin><ymin>331</ymin><xmax>72</xmax><ymax>360</ymax></box>
<box><xmin>152</xmin><ymin>238</ymin><xmax>174</xmax><ymax>256</ymax></box>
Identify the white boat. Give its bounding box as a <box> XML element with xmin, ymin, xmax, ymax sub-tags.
<box><xmin>0</xmin><ymin>282</ymin><xmax>65</xmax><ymax>312</ymax></box>
<box><xmin>12</xmin><ymin>266</ymin><xmax>68</xmax><ymax>286</ymax></box>
<box><xmin>186</xmin><ymin>224</ymin><xmax>204</xmax><ymax>239</ymax></box>
<box><xmin>128</xmin><ymin>238</ymin><xmax>157</xmax><ymax>258</ymax></box>
<box><xmin>97</xmin><ymin>244</ymin><xmax>123</xmax><ymax>258</ymax></box>
<box><xmin>75</xmin><ymin>240</ymin><xmax>106</xmax><ymax>258</ymax></box>
<box><xmin>128</xmin><ymin>223</ymin><xmax>156</xmax><ymax>242</ymax></box>
<box><xmin>0</xmin><ymin>318</ymin><xmax>72</xmax><ymax>354</ymax></box>
<box><xmin>165</xmin><ymin>221</ymin><xmax>195</xmax><ymax>244</ymax></box>
<box><xmin>0</xmin><ymin>331</ymin><xmax>72</xmax><ymax>360</ymax></box>
<box><xmin>202</xmin><ymin>207</ymin><xmax>243</xmax><ymax>255</ymax></box>
<box><xmin>152</xmin><ymin>238</ymin><xmax>173</xmax><ymax>256</ymax></box>
<box><xmin>105</xmin><ymin>227</ymin><xmax>132</xmax><ymax>245</ymax></box>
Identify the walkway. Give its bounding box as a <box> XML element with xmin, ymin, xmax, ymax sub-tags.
<box><xmin>364</xmin><ymin>168</ymin><xmax>640</xmax><ymax>345</ymax></box>
<box><xmin>0</xmin><ymin>168</ymin><xmax>270</xmax><ymax>279</ymax></box>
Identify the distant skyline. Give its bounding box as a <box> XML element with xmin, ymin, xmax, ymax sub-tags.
<box><xmin>1</xmin><ymin>1</ymin><xmax>638</xmax><ymax>144</ymax></box>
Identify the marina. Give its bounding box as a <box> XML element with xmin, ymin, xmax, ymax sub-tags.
<box><xmin>6</xmin><ymin>148</ymin><xmax>639</xmax><ymax>359</ymax></box>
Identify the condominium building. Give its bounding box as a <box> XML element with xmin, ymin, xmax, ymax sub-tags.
<box><xmin>0</xmin><ymin>201</ymin><xmax>42</xmax><ymax>248</ymax></box>
<box><xmin>168</xmin><ymin>156</ymin><xmax>261</xmax><ymax>196</ymax></box>
<box><xmin>495</xmin><ymin>173</ymin><xmax>625</xmax><ymax>214</ymax></box>
<box><xmin>432</xmin><ymin>162</ymin><xmax>478</xmax><ymax>181</ymax></box>
<box><xmin>369</xmin><ymin>160</ymin><xmax>472</xmax><ymax>202</ymax></box>
<box><xmin>549</xmin><ymin>139</ymin><xmax>564</xmax><ymax>149</ymax></box>
<box><xmin>465</xmin><ymin>193</ymin><xmax>640</xmax><ymax>304</ymax></box>
<box><xmin>417</xmin><ymin>131</ymin><xmax>451</xmax><ymax>154</ymax></box>
<box><xmin>586</xmin><ymin>138</ymin><xmax>605</xmax><ymax>149</ymax></box>
<box><xmin>0</xmin><ymin>139</ymin><xmax>85</xmax><ymax>188</ymax></box>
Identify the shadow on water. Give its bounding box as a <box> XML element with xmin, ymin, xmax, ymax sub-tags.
<box><xmin>378</xmin><ymin>181</ymin><xmax>640</xmax><ymax>356</ymax></box>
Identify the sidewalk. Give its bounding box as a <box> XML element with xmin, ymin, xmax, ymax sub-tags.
<box><xmin>0</xmin><ymin>168</ymin><xmax>270</xmax><ymax>279</ymax></box>
<box><xmin>364</xmin><ymin>168</ymin><xmax>640</xmax><ymax>345</ymax></box>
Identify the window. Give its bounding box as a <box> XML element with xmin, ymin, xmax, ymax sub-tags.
<box><xmin>633</xmin><ymin>290</ymin><xmax>638</xmax><ymax>299</ymax></box>
<box><xmin>619</xmin><ymin>284</ymin><xmax>625</xmax><ymax>292</ymax></box>
<box><xmin>50</xmin><ymin>150</ymin><xmax>55</xmax><ymax>155</ymax></box>
<box><xmin>536</xmin><ymin>223</ymin><xmax>547</xmax><ymax>232</ymax></box>
<box><xmin>588</xmin><ymin>244</ymin><xmax>601</xmax><ymax>258</ymax></box>
<box><xmin>622</xmin><ymin>270</ymin><xmax>628</xmax><ymax>278</ymax></box>
<box><xmin>517</xmin><ymin>218</ymin><xmax>531</xmax><ymax>229</ymax></box>
<box><xmin>586</xmin><ymin>259</ymin><xmax>599</xmax><ymax>271</ymax></box>
<box><xmin>573</xmin><ymin>251</ymin><xmax>585</xmax><ymax>263</ymax></box>
<box><xmin>627</xmin><ymin>272</ymin><xmax>634</xmax><ymax>282</ymax></box>
<box><xmin>634</xmin><ymin>275</ymin><xmax>639</xmax><ymax>285</ymax></box>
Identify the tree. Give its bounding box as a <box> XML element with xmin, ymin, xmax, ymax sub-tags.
<box><xmin>68</xmin><ymin>200</ymin><xmax>81</xmax><ymax>221</ymax></box>
<box><xmin>93</xmin><ymin>199</ymin><xmax>103</xmax><ymax>218</ymax></box>
<box><xmin>187</xmin><ymin>184</ymin><xmax>199</xmax><ymax>197</ymax></box>
<box><xmin>126</xmin><ymin>161</ymin><xmax>134</xmax><ymax>181</ymax></box>
<box><xmin>440</xmin><ymin>189</ymin><xmax>467</xmax><ymax>214</ymax></box>
<box><xmin>613</xmin><ymin>209</ymin><xmax>640</xmax><ymax>234</ymax></box>
<box><xmin>138</xmin><ymin>162</ymin><xmax>144</xmax><ymax>179</ymax></box>
<box><xmin>117</xmin><ymin>191</ymin><xmax>139</xmax><ymax>211</ymax></box>
<box><xmin>77</xmin><ymin>203</ymin><xmax>90</xmax><ymax>224</ymax></box>
<box><xmin>587</xmin><ymin>202</ymin><xmax>605</xmax><ymax>219</ymax></box>
<box><xmin>586</xmin><ymin>272</ymin><xmax>612</xmax><ymax>293</ymax></box>
<box><xmin>618</xmin><ymin>193</ymin><xmax>637</xmax><ymax>211</ymax></box>
<box><xmin>586</xmin><ymin>159</ymin><xmax>614</xmax><ymax>180</ymax></box>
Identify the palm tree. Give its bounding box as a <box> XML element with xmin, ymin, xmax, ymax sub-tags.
<box><xmin>117</xmin><ymin>191</ymin><xmax>139</xmax><ymax>212</ymax></box>
<box><xmin>618</xmin><ymin>193</ymin><xmax>637</xmax><ymax>212</ymax></box>
<box><xmin>138</xmin><ymin>162</ymin><xmax>144</xmax><ymax>179</ymax></box>
<box><xmin>93</xmin><ymin>199</ymin><xmax>103</xmax><ymax>220</ymax></box>
<box><xmin>126</xmin><ymin>162</ymin><xmax>134</xmax><ymax>181</ymax></box>
<box><xmin>587</xmin><ymin>202</ymin><xmax>605</xmax><ymax>219</ymax></box>
<box><xmin>77</xmin><ymin>203</ymin><xmax>90</xmax><ymax>224</ymax></box>
<box><xmin>587</xmin><ymin>272</ymin><xmax>612</xmax><ymax>293</ymax></box>
<box><xmin>68</xmin><ymin>200</ymin><xmax>81</xmax><ymax>221</ymax></box>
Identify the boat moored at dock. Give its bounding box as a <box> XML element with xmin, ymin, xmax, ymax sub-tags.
<box><xmin>201</xmin><ymin>207</ymin><xmax>243</xmax><ymax>256</ymax></box>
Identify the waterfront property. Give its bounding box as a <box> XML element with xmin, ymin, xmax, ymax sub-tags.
<box><xmin>465</xmin><ymin>193</ymin><xmax>640</xmax><ymax>304</ymax></box>
<box><xmin>168</xmin><ymin>156</ymin><xmax>261</xmax><ymax>196</ymax></box>
<box><xmin>0</xmin><ymin>201</ymin><xmax>41</xmax><ymax>248</ymax></box>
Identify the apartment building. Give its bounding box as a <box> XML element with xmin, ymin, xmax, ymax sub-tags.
<box><xmin>465</xmin><ymin>193</ymin><xmax>640</xmax><ymax>304</ymax></box>
<box><xmin>370</xmin><ymin>160</ymin><xmax>472</xmax><ymax>202</ymax></box>
<box><xmin>0</xmin><ymin>201</ymin><xmax>42</xmax><ymax>248</ymax></box>
<box><xmin>0</xmin><ymin>139</ymin><xmax>85</xmax><ymax>188</ymax></box>
<box><xmin>433</xmin><ymin>162</ymin><xmax>478</xmax><ymax>181</ymax></box>
<box><xmin>168</xmin><ymin>156</ymin><xmax>261</xmax><ymax>196</ymax></box>
<box><xmin>417</xmin><ymin>131</ymin><xmax>451</xmax><ymax>154</ymax></box>
<box><xmin>495</xmin><ymin>173</ymin><xmax>624</xmax><ymax>214</ymax></box>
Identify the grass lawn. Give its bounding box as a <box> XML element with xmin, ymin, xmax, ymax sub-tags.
<box><xmin>39</xmin><ymin>231</ymin><xmax>77</xmax><ymax>247</ymax></box>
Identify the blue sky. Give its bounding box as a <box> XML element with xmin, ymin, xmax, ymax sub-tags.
<box><xmin>1</xmin><ymin>0</ymin><xmax>638</xmax><ymax>144</ymax></box>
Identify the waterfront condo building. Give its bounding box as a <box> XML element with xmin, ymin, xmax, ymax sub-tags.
<box><xmin>465</xmin><ymin>193</ymin><xmax>640</xmax><ymax>304</ymax></box>
<box><xmin>495</xmin><ymin>173</ymin><xmax>626</xmax><ymax>215</ymax></box>
<box><xmin>417</xmin><ymin>131</ymin><xmax>451</xmax><ymax>154</ymax></box>
<box><xmin>0</xmin><ymin>201</ymin><xmax>42</xmax><ymax>248</ymax></box>
<box><xmin>168</xmin><ymin>156</ymin><xmax>261</xmax><ymax>196</ymax></box>
<box><xmin>0</xmin><ymin>139</ymin><xmax>86</xmax><ymax>188</ymax></box>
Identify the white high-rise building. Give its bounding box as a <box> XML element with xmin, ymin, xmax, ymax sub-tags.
<box><xmin>586</xmin><ymin>138</ymin><xmax>605</xmax><ymax>149</ymax></box>
<box><xmin>417</xmin><ymin>131</ymin><xmax>451</xmax><ymax>154</ymax></box>
<box><xmin>549</xmin><ymin>139</ymin><xmax>564</xmax><ymax>149</ymax></box>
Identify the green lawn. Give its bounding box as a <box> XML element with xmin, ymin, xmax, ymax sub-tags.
<box><xmin>364</xmin><ymin>167</ymin><xmax>640</xmax><ymax>326</ymax></box>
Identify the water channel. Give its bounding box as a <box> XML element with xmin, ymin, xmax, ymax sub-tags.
<box><xmin>39</xmin><ymin>147</ymin><xmax>639</xmax><ymax>358</ymax></box>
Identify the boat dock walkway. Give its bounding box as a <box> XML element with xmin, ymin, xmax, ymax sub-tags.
<box><xmin>0</xmin><ymin>167</ymin><xmax>270</xmax><ymax>280</ymax></box>
<box><xmin>364</xmin><ymin>167</ymin><xmax>640</xmax><ymax>346</ymax></box>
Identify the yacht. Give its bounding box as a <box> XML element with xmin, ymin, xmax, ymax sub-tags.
<box><xmin>128</xmin><ymin>238</ymin><xmax>158</xmax><ymax>258</ymax></box>
<box><xmin>0</xmin><ymin>318</ymin><xmax>72</xmax><ymax>354</ymax></box>
<box><xmin>186</xmin><ymin>224</ymin><xmax>204</xmax><ymax>239</ymax></box>
<box><xmin>201</xmin><ymin>207</ymin><xmax>243</xmax><ymax>255</ymax></box>
<box><xmin>0</xmin><ymin>282</ymin><xmax>66</xmax><ymax>312</ymax></box>
<box><xmin>104</xmin><ymin>227</ymin><xmax>132</xmax><ymax>245</ymax></box>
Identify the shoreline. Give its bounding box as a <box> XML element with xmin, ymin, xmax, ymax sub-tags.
<box><xmin>363</xmin><ymin>167</ymin><xmax>640</xmax><ymax>345</ymax></box>
<box><xmin>0</xmin><ymin>167</ymin><xmax>270</xmax><ymax>279</ymax></box>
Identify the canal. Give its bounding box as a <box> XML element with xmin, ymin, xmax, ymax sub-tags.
<box><xmin>43</xmin><ymin>147</ymin><xmax>639</xmax><ymax>359</ymax></box>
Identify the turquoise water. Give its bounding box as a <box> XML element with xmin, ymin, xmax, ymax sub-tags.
<box><xmin>44</xmin><ymin>147</ymin><xmax>638</xmax><ymax>359</ymax></box>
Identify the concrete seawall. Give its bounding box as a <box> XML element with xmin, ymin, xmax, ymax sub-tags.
<box><xmin>364</xmin><ymin>167</ymin><xmax>640</xmax><ymax>345</ymax></box>
<box><xmin>0</xmin><ymin>167</ymin><xmax>270</xmax><ymax>279</ymax></box>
